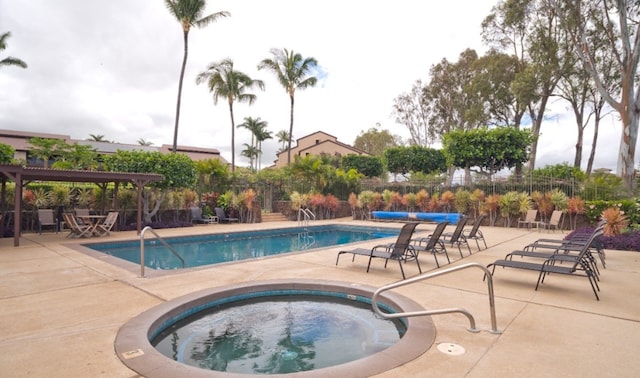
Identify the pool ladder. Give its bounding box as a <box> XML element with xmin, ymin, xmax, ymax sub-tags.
<box><xmin>297</xmin><ymin>208</ymin><xmax>315</xmax><ymax>226</ymax></box>
<box><xmin>372</xmin><ymin>262</ymin><xmax>501</xmax><ymax>334</ymax></box>
<box><xmin>139</xmin><ymin>226</ymin><xmax>185</xmax><ymax>277</ymax></box>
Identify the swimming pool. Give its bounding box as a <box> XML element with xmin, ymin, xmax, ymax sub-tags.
<box><xmin>84</xmin><ymin>224</ymin><xmax>400</xmax><ymax>270</ymax></box>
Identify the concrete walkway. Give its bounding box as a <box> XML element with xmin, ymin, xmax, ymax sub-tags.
<box><xmin>1</xmin><ymin>219</ymin><xmax>639</xmax><ymax>377</ymax></box>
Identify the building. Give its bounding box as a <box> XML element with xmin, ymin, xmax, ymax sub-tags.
<box><xmin>273</xmin><ymin>131</ymin><xmax>369</xmax><ymax>168</ymax></box>
<box><xmin>0</xmin><ymin>129</ymin><xmax>228</xmax><ymax>165</ymax></box>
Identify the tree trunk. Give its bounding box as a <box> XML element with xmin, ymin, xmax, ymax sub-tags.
<box><xmin>287</xmin><ymin>94</ymin><xmax>295</xmax><ymax>165</ymax></box>
<box><xmin>229</xmin><ymin>102</ymin><xmax>236</xmax><ymax>172</ymax></box>
<box><xmin>172</xmin><ymin>30</ymin><xmax>189</xmax><ymax>153</ymax></box>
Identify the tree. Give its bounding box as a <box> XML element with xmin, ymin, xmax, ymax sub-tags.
<box><xmin>275</xmin><ymin>129</ymin><xmax>290</xmax><ymax>152</ymax></box>
<box><xmin>258</xmin><ymin>48</ymin><xmax>319</xmax><ymax>165</ymax></box>
<box><xmin>237</xmin><ymin>116</ymin><xmax>269</xmax><ymax>171</ymax></box>
<box><xmin>164</xmin><ymin>0</ymin><xmax>229</xmax><ymax>154</ymax></box>
<box><xmin>442</xmin><ymin>127</ymin><xmax>533</xmax><ymax>182</ymax></box>
<box><xmin>254</xmin><ymin>123</ymin><xmax>273</xmax><ymax>171</ymax></box>
<box><xmin>353</xmin><ymin>126</ymin><xmax>401</xmax><ymax>156</ymax></box>
<box><xmin>103</xmin><ymin>150</ymin><xmax>197</xmax><ymax>223</ymax></box>
<box><xmin>137</xmin><ymin>138</ymin><xmax>154</xmax><ymax>146</ymax></box>
<box><xmin>87</xmin><ymin>134</ymin><xmax>108</xmax><ymax>142</ymax></box>
<box><xmin>341</xmin><ymin>155</ymin><xmax>384</xmax><ymax>177</ymax></box>
<box><xmin>558</xmin><ymin>0</ymin><xmax>639</xmax><ymax>190</ymax></box>
<box><xmin>27</xmin><ymin>137</ymin><xmax>67</xmax><ymax>168</ymax></box>
<box><xmin>392</xmin><ymin>80</ymin><xmax>433</xmax><ymax>146</ymax></box>
<box><xmin>52</xmin><ymin>143</ymin><xmax>99</xmax><ymax>170</ymax></box>
<box><xmin>0</xmin><ymin>143</ymin><xmax>15</xmax><ymax>163</ymax></box>
<box><xmin>383</xmin><ymin>146</ymin><xmax>446</xmax><ymax>179</ymax></box>
<box><xmin>0</xmin><ymin>32</ymin><xmax>27</xmax><ymax>69</ymax></box>
<box><xmin>196</xmin><ymin>58</ymin><xmax>264</xmax><ymax>171</ymax></box>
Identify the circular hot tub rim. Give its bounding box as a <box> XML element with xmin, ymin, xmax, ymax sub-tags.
<box><xmin>115</xmin><ymin>279</ymin><xmax>435</xmax><ymax>378</ymax></box>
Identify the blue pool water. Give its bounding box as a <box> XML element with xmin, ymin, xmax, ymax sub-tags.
<box><xmin>84</xmin><ymin>224</ymin><xmax>399</xmax><ymax>270</ymax></box>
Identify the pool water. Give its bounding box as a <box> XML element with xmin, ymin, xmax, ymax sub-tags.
<box><xmin>151</xmin><ymin>295</ymin><xmax>405</xmax><ymax>374</ymax></box>
<box><xmin>85</xmin><ymin>225</ymin><xmax>399</xmax><ymax>270</ymax></box>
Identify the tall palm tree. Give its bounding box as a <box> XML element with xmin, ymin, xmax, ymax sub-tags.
<box><xmin>240</xmin><ymin>143</ymin><xmax>260</xmax><ymax>170</ymax></box>
<box><xmin>258</xmin><ymin>48</ymin><xmax>318</xmax><ymax>165</ymax></box>
<box><xmin>0</xmin><ymin>31</ymin><xmax>27</xmax><ymax>69</ymax></box>
<box><xmin>275</xmin><ymin>129</ymin><xmax>290</xmax><ymax>152</ymax></box>
<box><xmin>196</xmin><ymin>58</ymin><xmax>264</xmax><ymax>171</ymax></box>
<box><xmin>164</xmin><ymin>0</ymin><xmax>229</xmax><ymax>154</ymax></box>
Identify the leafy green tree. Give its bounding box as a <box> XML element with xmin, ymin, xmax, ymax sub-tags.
<box><xmin>383</xmin><ymin>146</ymin><xmax>446</xmax><ymax>178</ymax></box>
<box><xmin>103</xmin><ymin>150</ymin><xmax>197</xmax><ymax>222</ymax></box>
<box><xmin>353</xmin><ymin>127</ymin><xmax>401</xmax><ymax>156</ymax></box>
<box><xmin>341</xmin><ymin>155</ymin><xmax>383</xmax><ymax>177</ymax></box>
<box><xmin>442</xmin><ymin>127</ymin><xmax>533</xmax><ymax>183</ymax></box>
<box><xmin>0</xmin><ymin>143</ymin><xmax>15</xmax><ymax>163</ymax></box>
<box><xmin>52</xmin><ymin>143</ymin><xmax>99</xmax><ymax>170</ymax></box>
<box><xmin>557</xmin><ymin>0</ymin><xmax>640</xmax><ymax>190</ymax></box>
<box><xmin>531</xmin><ymin>163</ymin><xmax>587</xmax><ymax>182</ymax></box>
<box><xmin>195</xmin><ymin>158</ymin><xmax>230</xmax><ymax>194</ymax></box>
<box><xmin>164</xmin><ymin>0</ymin><xmax>229</xmax><ymax>154</ymax></box>
<box><xmin>196</xmin><ymin>58</ymin><xmax>264</xmax><ymax>171</ymax></box>
<box><xmin>258</xmin><ymin>48</ymin><xmax>319</xmax><ymax>165</ymax></box>
<box><xmin>0</xmin><ymin>31</ymin><xmax>27</xmax><ymax>69</ymax></box>
<box><xmin>27</xmin><ymin>137</ymin><xmax>68</xmax><ymax>168</ymax></box>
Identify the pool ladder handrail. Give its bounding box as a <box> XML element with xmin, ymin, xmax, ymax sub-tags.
<box><xmin>297</xmin><ymin>208</ymin><xmax>315</xmax><ymax>226</ymax></box>
<box><xmin>371</xmin><ymin>262</ymin><xmax>501</xmax><ymax>334</ymax></box>
<box><xmin>140</xmin><ymin>226</ymin><xmax>185</xmax><ymax>278</ymax></box>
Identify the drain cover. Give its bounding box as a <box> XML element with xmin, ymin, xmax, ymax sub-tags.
<box><xmin>437</xmin><ymin>342</ymin><xmax>466</xmax><ymax>356</ymax></box>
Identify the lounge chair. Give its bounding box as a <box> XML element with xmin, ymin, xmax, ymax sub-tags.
<box><xmin>517</xmin><ymin>209</ymin><xmax>538</xmax><ymax>229</ymax></box>
<box><xmin>537</xmin><ymin>210</ymin><xmax>563</xmax><ymax>233</ymax></box>
<box><xmin>214</xmin><ymin>207</ymin><xmax>239</xmax><ymax>223</ymax></box>
<box><xmin>191</xmin><ymin>207</ymin><xmax>217</xmax><ymax>224</ymax></box>
<box><xmin>487</xmin><ymin>229</ymin><xmax>604</xmax><ymax>300</ymax></box>
<box><xmin>464</xmin><ymin>215</ymin><xmax>487</xmax><ymax>250</ymax></box>
<box><xmin>62</xmin><ymin>213</ymin><xmax>92</xmax><ymax>238</ymax></box>
<box><xmin>37</xmin><ymin>209</ymin><xmax>58</xmax><ymax>234</ymax></box>
<box><xmin>441</xmin><ymin>217</ymin><xmax>471</xmax><ymax>257</ymax></box>
<box><xmin>410</xmin><ymin>221</ymin><xmax>450</xmax><ymax>268</ymax></box>
<box><xmin>95</xmin><ymin>211</ymin><xmax>118</xmax><ymax>236</ymax></box>
<box><xmin>336</xmin><ymin>222</ymin><xmax>421</xmax><ymax>279</ymax></box>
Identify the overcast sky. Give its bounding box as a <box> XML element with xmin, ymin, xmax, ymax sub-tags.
<box><xmin>0</xmin><ymin>0</ymin><xmax>626</xmax><ymax>172</ymax></box>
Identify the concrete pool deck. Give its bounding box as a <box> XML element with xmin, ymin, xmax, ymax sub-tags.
<box><xmin>1</xmin><ymin>218</ymin><xmax>639</xmax><ymax>377</ymax></box>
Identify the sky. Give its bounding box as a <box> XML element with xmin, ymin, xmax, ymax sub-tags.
<box><xmin>0</xmin><ymin>0</ymin><xmax>627</xmax><ymax>172</ymax></box>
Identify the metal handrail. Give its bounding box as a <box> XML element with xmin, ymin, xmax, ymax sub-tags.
<box><xmin>371</xmin><ymin>262</ymin><xmax>501</xmax><ymax>334</ymax></box>
<box><xmin>297</xmin><ymin>208</ymin><xmax>315</xmax><ymax>226</ymax></box>
<box><xmin>139</xmin><ymin>226</ymin><xmax>185</xmax><ymax>278</ymax></box>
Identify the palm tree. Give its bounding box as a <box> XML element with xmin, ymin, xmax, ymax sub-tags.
<box><xmin>255</xmin><ymin>125</ymin><xmax>273</xmax><ymax>171</ymax></box>
<box><xmin>237</xmin><ymin>116</ymin><xmax>266</xmax><ymax>170</ymax></box>
<box><xmin>196</xmin><ymin>58</ymin><xmax>264</xmax><ymax>171</ymax></box>
<box><xmin>258</xmin><ymin>48</ymin><xmax>318</xmax><ymax>165</ymax></box>
<box><xmin>137</xmin><ymin>138</ymin><xmax>153</xmax><ymax>146</ymax></box>
<box><xmin>164</xmin><ymin>0</ymin><xmax>229</xmax><ymax>154</ymax></box>
<box><xmin>275</xmin><ymin>129</ymin><xmax>290</xmax><ymax>152</ymax></box>
<box><xmin>0</xmin><ymin>31</ymin><xmax>27</xmax><ymax>69</ymax></box>
<box><xmin>87</xmin><ymin>134</ymin><xmax>107</xmax><ymax>142</ymax></box>
<box><xmin>240</xmin><ymin>143</ymin><xmax>260</xmax><ymax>170</ymax></box>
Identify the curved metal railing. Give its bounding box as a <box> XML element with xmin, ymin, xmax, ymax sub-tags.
<box><xmin>371</xmin><ymin>262</ymin><xmax>501</xmax><ymax>334</ymax></box>
<box><xmin>139</xmin><ymin>226</ymin><xmax>184</xmax><ymax>278</ymax></box>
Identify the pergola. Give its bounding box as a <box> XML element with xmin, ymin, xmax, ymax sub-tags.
<box><xmin>0</xmin><ymin>164</ymin><xmax>163</xmax><ymax>246</ymax></box>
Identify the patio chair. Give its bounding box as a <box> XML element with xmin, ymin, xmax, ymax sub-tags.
<box><xmin>537</xmin><ymin>210</ymin><xmax>563</xmax><ymax>233</ymax></box>
<box><xmin>441</xmin><ymin>216</ymin><xmax>472</xmax><ymax>257</ymax></box>
<box><xmin>517</xmin><ymin>209</ymin><xmax>539</xmax><ymax>229</ymax></box>
<box><xmin>62</xmin><ymin>213</ymin><xmax>92</xmax><ymax>238</ymax></box>
<box><xmin>336</xmin><ymin>222</ymin><xmax>420</xmax><ymax>279</ymax></box>
<box><xmin>74</xmin><ymin>208</ymin><xmax>91</xmax><ymax>225</ymax></box>
<box><xmin>410</xmin><ymin>221</ymin><xmax>450</xmax><ymax>268</ymax></box>
<box><xmin>214</xmin><ymin>207</ymin><xmax>239</xmax><ymax>223</ymax></box>
<box><xmin>464</xmin><ymin>215</ymin><xmax>487</xmax><ymax>250</ymax></box>
<box><xmin>37</xmin><ymin>209</ymin><xmax>58</xmax><ymax>234</ymax></box>
<box><xmin>487</xmin><ymin>229</ymin><xmax>604</xmax><ymax>300</ymax></box>
<box><xmin>190</xmin><ymin>207</ymin><xmax>216</xmax><ymax>224</ymax></box>
<box><xmin>95</xmin><ymin>211</ymin><xmax>118</xmax><ymax>236</ymax></box>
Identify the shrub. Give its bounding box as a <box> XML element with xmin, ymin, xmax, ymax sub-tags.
<box><xmin>601</xmin><ymin>207</ymin><xmax>629</xmax><ymax>236</ymax></box>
